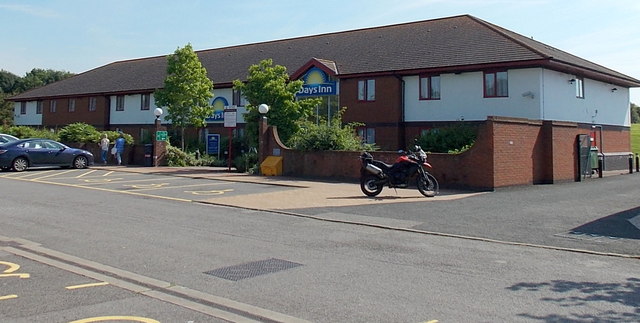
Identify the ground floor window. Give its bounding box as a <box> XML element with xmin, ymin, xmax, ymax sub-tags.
<box><xmin>357</xmin><ymin>127</ymin><xmax>375</xmax><ymax>144</ymax></box>
<box><xmin>310</xmin><ymin>95</ymin><xmax>340</xmax><ymax>125</ymax></box>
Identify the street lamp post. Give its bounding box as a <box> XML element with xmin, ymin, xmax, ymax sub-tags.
<box><xmin>153</xmin><ymin>108</ymin><xmax>164</xmax><ymax>167</ymax></box>
<box><xmin>258</xmin><ymin>104</ymin><xmax>269</xmax><ymax>167</ymax></box>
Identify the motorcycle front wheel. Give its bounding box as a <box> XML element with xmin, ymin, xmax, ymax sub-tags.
<box><xmin>360</xmin><ymin>174</ymin><xmax>383</xmax><ymax>197</ymax></box>
<box><xmin>417</xmin><ymin>172</ymin><xmax>439</xmax><ymax>197</ymax></box>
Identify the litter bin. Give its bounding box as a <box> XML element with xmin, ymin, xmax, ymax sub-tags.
<box><xmin>144</xmin><ymin>144</ymin><xmax>153</xmax><ymax>167</ymax></box>
<box><xmin>589</xmin><ymin>146</ymin><xmax>599</xmax><ymax>169</ymax></box>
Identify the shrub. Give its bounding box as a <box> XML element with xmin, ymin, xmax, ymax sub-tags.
<box><xmin>416</xmin><ymin>124</ymin><xmax>477</xmax><ymax>154</ymax></box>
<box><xmin>233</xmin><ymin>151</ymin><xmax>258</xmax><ymax>173</ymax></box>
<box><xmin>166</xmin><ymin>143</ymin><xmax>217</xmax><ymax>167</ymax></box>
<box><xmin>58</xmin><ymin>123</ymin><xmax>101</xmax><ymax>143</ymax></box>
<box><xmin>288</xmin><ymin>108</ymin><xmax>376</xmax><ymax>151</ymax></box>
<box><xmin>1</xmin><ymin>125</ymin><xmax>58</xmax><ymax>140</ymax></box>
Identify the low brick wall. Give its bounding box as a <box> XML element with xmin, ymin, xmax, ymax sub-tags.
<box><xmin>261</xmin><ymin>116</ymin><xmax>631</xmax><ymax>190</ymax></box>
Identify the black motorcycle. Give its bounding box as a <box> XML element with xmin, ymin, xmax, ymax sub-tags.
<box><xmin>359</xmin><ymin>146</ymin><xmax>439</xmax><ymax>197</ymax></box>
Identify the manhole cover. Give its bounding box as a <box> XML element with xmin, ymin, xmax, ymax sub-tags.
<box><xmin>205</xmin><ymin>258</ymin><xmax>303</xmax><ymax>281</ymax></box>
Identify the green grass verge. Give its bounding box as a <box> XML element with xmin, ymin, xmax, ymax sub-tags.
<box><xmin>632</xmin><ymin>124</ymin><xmax>640</xmax><ymax>155</ymax></box>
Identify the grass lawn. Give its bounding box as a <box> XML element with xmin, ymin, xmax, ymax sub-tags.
<box><xmin>632</xmin><ymin>124</ymin><xmax>640</xmax><ymax>155</ymax></box>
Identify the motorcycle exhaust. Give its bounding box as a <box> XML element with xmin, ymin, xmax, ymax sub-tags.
<box><xmin>365</xmin><ymin>163</ymin><xmax>384</xmax><ymax>175</ymax></box>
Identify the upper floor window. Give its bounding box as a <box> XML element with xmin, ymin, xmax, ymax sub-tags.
<box><xmin>484</xmin><ymin>71</ymin><xmax>508</xmax><ymax>97</ymax></box>
<box><xmin>116</xmin><ymin>95</ymin><xmax>124</xmax><ymax>111</ymax></box>
<box><xmin>232</xmin><ymin>89</ymin><xmax>244</xmax><ymax>106</ymax></box>
<box><xmin>68</xmin><ymin>99</ymin><xmax>76</xmax><ymax>112</ymax></box>
<box><xmin>50</xmin><ymin>100</ymin><xmax>57</xmax><ymax>113</ymax></box>
<box><xmin>574</xmin><ymin>77</ymin><xmax>584</xmax><ymax>98</ymax></box>
<box><xmin>358</xmin><ymin>79</ymin><xmax>375</xmax><ymax>101</ymax></box>
<box><xmin>20</xmin><ymin>102</ymin><xmax>26</xmax><ymax>114</ymax></box>
<box><xmin>36</xmin><ymin>101</ymin><xmax>43</xmax><ymax>114</ymax></box>
<box><xmin>89</xmin><ymin>97</ymin><xmax>97</xmax><ymax>111</ymax></box>
<box><xmin>420</xmin><ymin>75</ymin><xmax>441</xmax><ymax>100</ymax></box>
<box><xmin>140</xmin><ymin>94</ymin><xmax>150</xmax><ymax>110</ymax></box>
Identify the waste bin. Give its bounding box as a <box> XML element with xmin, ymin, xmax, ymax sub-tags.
<box><xmin>589</xmin><ymin>146</ymin><xmax>599</xmax><ymax>169</ymax></box>
<box><xmin>144</xmin><ymin>144</ymin><xmax>153</xmax><ymax>167</ymax></box>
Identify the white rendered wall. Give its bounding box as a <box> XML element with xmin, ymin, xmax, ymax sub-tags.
<box><xmin>13</xmin><ymin>101</ymin><xmax>42</xmax><ymax>126</ymax></box>
<box><xmin>404</xmin><ymin>68</ymin><xmax>630</xmax><ymax>126</ymax></box>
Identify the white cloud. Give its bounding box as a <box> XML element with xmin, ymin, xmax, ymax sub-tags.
<box><xmin>0</xmin><ymin>3</ymin><xmax>59</xmax><ymax>18</ymax></box>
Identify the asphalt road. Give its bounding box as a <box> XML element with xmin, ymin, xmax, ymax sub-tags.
<box><xmin>0</xmin><ymin>168</ymin><xmax>638</xmax><ymax>322</ymax></box>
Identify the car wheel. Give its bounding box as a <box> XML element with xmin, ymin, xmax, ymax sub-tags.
<box><xmin>12</xmin><ymin>157</ymin><xmax>28</xmax><ymax>172</ymax></box>
<box><xmin>73</xmin><ymin>156</ymin><xmax>88</xmax><ymax>169</ymax></box>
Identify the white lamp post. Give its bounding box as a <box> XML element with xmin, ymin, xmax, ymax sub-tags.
<box><xmin>154</xmin><ymin>107</ymin><xmax>163</xmax><ymax>120</ymax></box>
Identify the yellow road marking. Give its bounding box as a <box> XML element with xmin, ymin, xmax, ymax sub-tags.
<box><xmin>68</xmin><ymin>316</ymin><xmax>160</xmax><ymax>323</ymax></box>
<box><xmin>65</xmin><ymin>281</ymin><xmax>110</xmax><ymax>290</ymax></box>
<box><xmin>0</xmin><ymin>273</ymin><xmax>30</xmax><ymax>278</ymax></box>
<box><xmin>75</xmin><ymin>170</ymin><xmax>96</xmax><ymax>178</ymax></box>
<box><xmin>0</xmin><ymin>294</ymin><xmax>18</xmax><ymax>301</ymax></box>
<box><xmin>128</xmin><ymin>182</ymin><xmax>227</xmax><ymax>191</ymax></box>
<box><xmin>4</xmin><ymin>171</ymin><xmax>49</xmax><ymax>179</ymax></box>
<box><xmin>0</xmin><ymin>261</ymin><xmax>20</xmax><ymax>273</ymax></box>
<box><xmin>82</xmin><ymin>178</ymin><xmax>124</xmax><ymax>183</ymax></box>
<box><xmin>81</xmin><ymin>177</ymin><xmax>178</xmax><ymax>185</ymax></box>
<box><xmin>2</xmin><ymin>176</ymin><xmax>193</xmax><ymax>202</ymax></box>
<box><xmin>124</xmin><ymin>183</ymin><xmax>169</xmax><ymax>189</ymax></box>
<box><xmin>103</xmin><ymin>171</ymin><xmax>114</xmax><ymax>176</ymax></box>
<box><xmin>186</xmin><ymin>188</ymin><xmax>234</xmax><ymax>195</ymax></box>
<box><xmin>32</xmin><ymin>169</ymin><xmax>76</xmax><ymax>180</ymax></box>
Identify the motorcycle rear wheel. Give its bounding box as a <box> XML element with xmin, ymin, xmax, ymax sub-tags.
<box><xmin>417</xmin><ymin>172</ymin><xmax>439</xmax><ymax>197</ymax></box>
<box><xmin>361</xmin><ymin>174</ymin><xmax>383</xmax><ymax>197</ymax></box>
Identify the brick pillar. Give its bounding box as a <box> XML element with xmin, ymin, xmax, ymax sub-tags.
<box><xmin>153</xmin><ymin>119</ymin><xmax>167</xmax><ymax>166</ymax></box>
<box><xmin>258</xmin><ymin>116</ymin><xmax>268</xmax><ymax>166</ymax></box>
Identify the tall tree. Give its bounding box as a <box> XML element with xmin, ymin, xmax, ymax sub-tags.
<box><xmin>631</xmin><ymin>102</ymin><xmax>640</xmax><ymax>124</ymax></box>
<box><xmin>154</xmin><ymin>44</ymin><xmax>213</xmax><ymax>150</ymax></box>
<box><xmin>15</xmin><ymin>68</ymin><xmax>74</xmax><ymax>92</ymax></box>
<box><xmin>0</xmin><ymin>70</ymin><xmax>20</xmax><ymax>93</ymax></box>
<box><xmin>233</xmin><ymin>59</ymin><xmax>319</xmax><ymax>147</ymax></box>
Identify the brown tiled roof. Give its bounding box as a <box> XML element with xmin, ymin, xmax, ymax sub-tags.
<box><xmin>10</xmin><ymin>14</ymin><xmax>640</xmax><ymax>101</ymax></box>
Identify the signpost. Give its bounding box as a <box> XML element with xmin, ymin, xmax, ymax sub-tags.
<box><xmin>224</xmin><ymin>108</ymin><xmax>237</xmax><ymax>171</ymax></box>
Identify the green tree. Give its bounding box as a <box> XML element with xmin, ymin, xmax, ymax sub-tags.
<box><xmin>233</xmin><ymin>59</ymin><xmax>319</xmax><ymax>147</ymax></box>
<box><xmin>154</xmin><ymin>43</ymin><xmax>213</xmax><ymax>150</ymax></box>
<box><xmin>15</xmin><ymin>68</ymin><xmax>74</xmax><ymax>92</ymax></box>
<box><xmin>631</xmin><ymin>102</ymin><xmax>640</xmax><ymax>124</ymax></box>
<box><xmin>0</xmin><ymin>92</ymin><xmax>14</xmax><ymax>126</ymax></box>
<box><xmin>0</xmin><ymin>70</ymin><xmax>20</xmax><ymax>93</ymax></box>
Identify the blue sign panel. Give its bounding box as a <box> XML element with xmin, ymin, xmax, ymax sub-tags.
<box><xmin>206</xmin><ymin>134</ymin><xmax>220</xmax><ymax>155</ymax></box>
<box><xmin>296</xmin><ymin>67</ymin><xmax>337</xmax><ymax>97</ymax></box>
<box><xmin>205</xmin><ymin>97</ymin><xmax>228</xmax><ymax>123</ymax></box>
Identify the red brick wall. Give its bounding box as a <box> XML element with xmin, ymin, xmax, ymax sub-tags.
<box><xmin>340</xmin><ymin>76</ymin><xmax>403</xmax><ymax>150</ymax></box>
<box><xmin>43</xmin><ymin>97</ymin><xmax>109</xmax><ymax>129</ymax></box>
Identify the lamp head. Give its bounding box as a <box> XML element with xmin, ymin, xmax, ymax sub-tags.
<box><xmin>153</xmin><ymin>107</ymin><xmax>163</xmax><ymax>118</ymax></box>
<box><xmin>258</xmin><ymin>104</ymin><xmax>269</xmax><ymax>114</ymax></box>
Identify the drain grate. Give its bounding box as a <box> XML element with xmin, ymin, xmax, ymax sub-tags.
<box><xmin>205</xmin><ymin>258</ymin><xmax>303</xmax><ymax>281</ymax></box>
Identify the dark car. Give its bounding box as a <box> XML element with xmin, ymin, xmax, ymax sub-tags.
<box><xmin>0</xmin><ymin>138</ymin><xmax>94</xmax><ymax>172</ymax></box>
<box><xmin>0</xmin><ymin>133</ymin><xmax>19</xmax><ymax>144</ymax></box>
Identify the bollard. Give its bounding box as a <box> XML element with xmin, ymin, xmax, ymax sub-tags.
<box><xmin>598</xmin><ymin>158</ymin><xmax>603</xmax><ymax>178</ymax></box>
<box><xmin>629</xmin><ymin>154</ymin><xmax>633</xmax><ymax>174</ymax></box>
<box><xmin>636</xmin><ymin>153</ymin><xmax>639</xmax><ymax>173</ymax></box>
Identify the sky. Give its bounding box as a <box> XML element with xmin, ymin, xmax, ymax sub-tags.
<box><xmin>2</xmin><ymin>0</ymin><xmax>639</xmax><ymax>103</ymax></box>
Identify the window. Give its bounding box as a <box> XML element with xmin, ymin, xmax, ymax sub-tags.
<box><xmin>140</xmin><ymin>94</ymin><xmax>150</xmax><ymax>110</ymax></box>
<box><xmin>36</xmin><ymin>101</ymin><xmax>43</xmax><ymax>114</ymax></box>
<box><xmin>20</xmin><ymin>102</ymin><xmax>26</xmax><ymax>114</ymax></box>
<box><xmin>50</xmin><ymin>100</ymin><xmax>57</xmax><ymax>113</ymax></box>
<box><xmin>68</xmin><ymin>99</ymin><xmax>76</xmax><ymax>112</ymax></box>
<box><xmin>575</xmin><ymin>77</ymin><xmax>584</xmax><ymax>98</ymax></box>
<box><xmin>484</xmin><ymin>71</ymin><xmax>508</xmax><ymax>97</ymax></box>
<box><xmin>420</xmin><ymin>75</ymin><xmax>441</xmax><ymax>100</ymax></box>
<box><xmin>357</xmin><ymin>127</ymin><xmax>376</xmax><ymax>144</ymax></box>
<box><xmin>89</xmin><ymin>97</ymin><xmax>97</xmax><ymax>111</ymax></box>
<box><xmin>232</xmin><ymin>89</ymin><xmax>243</xmax><ymax>106</ymax></box>
<box><xmin>358</xmin><ymin>79</ymin><xmax>375</xmax><ymax>101</ymax></box>
<box><xmin>116</xmin><ymin>95</ymin><xmax>124</xmax><ymax>111</ymax></box>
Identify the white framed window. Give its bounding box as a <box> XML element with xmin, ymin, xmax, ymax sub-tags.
<box><xmin>20</xmin><ymin>102</ymin><xmax>26</xmax><ymax>114</ymax></box>
<box><xmin>50</xmin><ymin>100</ymin><xmax>57</xmax><ymax>113</ymax></box>
<box><xmin>36</xmin><ymin>101</ymin><xmax>43</xmax><ymax>114</ymax></box>
<box><xmin>575</xmin><ymin>77</ymin><xmax>584</xmax><ymax>98</ymax></box>
<box><xmin>68</xmin><ymin>99</ymin><xmax>76</xmax><ymax>112</ymax></box>
<box><xmin>357</xmin><ymin>127</ymin><xmax>376</xmax><ymax>144</ymax></box>
<box><xmin>358</xmin><ymin>79</ymin><xmax>375</xmax><ymax>101</ymax></box>
<box><xmin>89</xmin><ymin>97</ymin><xmax>97</xmax><ymax>111</ymax></box>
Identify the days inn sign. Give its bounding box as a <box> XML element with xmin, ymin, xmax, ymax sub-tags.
<box><xmin>296</xmin><ymin>67</ymin><xmax>337</xmax><ymax>97</ymax></box>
